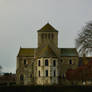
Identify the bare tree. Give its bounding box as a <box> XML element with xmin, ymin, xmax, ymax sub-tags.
<box><xmin>76</xmin><ymin>21</ymin><xmax>92</xmax><ymax>56</ymax></box>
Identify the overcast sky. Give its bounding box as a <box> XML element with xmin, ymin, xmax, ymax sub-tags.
<box><xmin>0</xmin><ymin>0</ymin><xmax>92</xmax><ymax>73</ymax></box>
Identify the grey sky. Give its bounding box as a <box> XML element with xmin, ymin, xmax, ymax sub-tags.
<box><xmin>0</xmin><ymin>0</ymin><xmax>92</xmax><ymax>73</ymax></box>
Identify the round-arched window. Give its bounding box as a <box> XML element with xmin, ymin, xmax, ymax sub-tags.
<box><xmin>51</xmin><ymin>33</ymin><xmax>54</xmax><ymax>39</ymax></box>
<box><xmin>41</xmin><ymin>33</ymin><xmax>47</xmax><ymax>39</ymax></box>
<box><xmin>45</xmin><ymin>59</ymin><xmax>48</xmax><ymax>66</ymax></box>
<box><xmin>45</xmin><ymin>34</ymin><xmax>47</xmax><ymax>39</ymax></box>
<box><xmin>69</xmin><ymin>59</ymin><xmax>72</xmax><ymax>64</ymax></box>
<box><xmin>20</xmin><ymin>74</ymin><xmax>24</xmax><ymax>81</ymax></box>
<box><xmin>48</xmin><ymin>33</ymin><xmax>50</xmax><ymax>39</ymax></box>
<box><xmin>41</xmin><ymin>33</ymin><xmax>44</xmax><ymax>39</ymax></box>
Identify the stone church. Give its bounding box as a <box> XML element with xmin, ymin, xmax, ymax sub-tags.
<box><xmin>16</xmin><ymin>23</ymin><xmax>79</xmax><ymax>85</ymax></box>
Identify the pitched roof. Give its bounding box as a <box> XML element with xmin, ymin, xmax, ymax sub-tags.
<box><xmin>18</xmin><ymin>48</ymin><xmax>36</xmax><ymax>57</ymax></box>
<box><xmin>38</xmin><ymin>45</ymin><xmax>57</xmax><ymax>57</ymax></box>
<box><xmin>60</xmin><ymin>48</ymin><xmax>78</xmax><ymax>57</ymax></box>
<box><xmin>18</xmin><ymin>48</ymin><xmax>78</xmax><ymax>57</ymax></box>
<box><xmin>38</xmin><ymin>23</ymin><xmax>58</xmax><ymax>32</ymax></box>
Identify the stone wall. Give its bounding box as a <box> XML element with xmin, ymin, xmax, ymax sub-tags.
<box><xmin>16</xmin><ymin>56</ymin><xmax>34</xmax><ymax>85</ymax></box>
<box><xmin>36</xmin><ymin>57</ymin><xmax>58</xmax><ymax>85</ymax></box>
<box><xmin>38</xmin><ymin>32</ymin><xmax>58</xmax><ymax>48</ymax></box>
<box><xmin>59</xmin><ymin>56</ymin><xmax>79</xmax><ymax>85</ymax></box>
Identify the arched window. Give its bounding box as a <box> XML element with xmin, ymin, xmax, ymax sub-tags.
<box><xmin>24</xmin><ymin>59</ymin><xmax>28</xmax><ymax>68</ymax></box>
<box><xmin>61</xmin><ymin>59</ymin><xmax>63</xmax><ymax>63</ymax></box>
<box><xmin>45</xmin><ymin>34</ymin><xmax>47</xmax><ymax>39</ymax></box>
<box><xmin>41</xmin><ymin>34</ymin><xmax>47</xmax><ymax>39</ymax></box>
<box><xmin>48</xmin><ymin>33</ymin><xmax>50</xmax><ymax>39</ymax></box>
<box><xmin>41</xmin><ymin>34</ymin><xmax>45</xmax><ymax>39</ymax></box>
<box><xmin>24</xmin><ymin>59</ymin><xmax>26</xmax><ymax>65</ymax></box>
<box><xmin>20</xmin><ymin>74</ymin><xmax>24</xmax><ymax>81</ymax></box>
<box><xmin>51</xmin><ymin>33</ymin><xmax>54</xmax><ymax>39</ymax></box>
<box><xmin>30</xmin><ymin>74</ymin><xmax>32</xmax><ymax>78</ymax></box>
<box><xmin>62</xmin><ymin>73</ymin><xmax>65</xmax><ymax>79</ymax></box>
<box><xmin>54</xmin><ymin>70</ymin><xmax>56</xmax><ymax>77</ymax></box>
<box><xmin>38</xmin><ymin>70</ymin><xmax>40</xmax><ymax>77</ymax></box>
<box><xmin>45</xmin><ymin>59</ymin><xmax>48</xmax><ymax>66</ymax></box>
<box><xmin>45</xmin><ymin>70</ymin><xmax>48</xmax><ymax>77</ymax></box>
<box><xmin>38</xmin><ymin>60</ymin><xmax>41</xmax><ymax>66</ymax></box>
<box><xmin>53</xmin><ymin>60</ymin><xmax>56</xmax><ymax>67</ymax></box>
<box><xmin>69</xmin><ymin>59</ymin><xmax>72</xmax><ymax>64</ymax></box>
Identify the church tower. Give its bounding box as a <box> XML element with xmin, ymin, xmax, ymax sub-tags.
<box><xmin>37</xmin><ymin>23</ymin><xmax>58</xmax><ymax>48</ymax></box>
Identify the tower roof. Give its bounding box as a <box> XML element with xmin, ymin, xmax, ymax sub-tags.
<box><xmin>38</xmin><ymin>23</ymin><xmax>58</xmax><ymax>32</ymax></box>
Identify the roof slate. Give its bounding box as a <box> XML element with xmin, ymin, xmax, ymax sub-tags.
<box><xmin>18</xmin><ymin>48</ymin><xmax>78</xmax><ymax>57</ymax></box>
<box><xmin>60</xmin><ymin>48</ymin><xmax>78</xmax><ymax>57</ymax></box>
<box><xmin>18</xmin><ymin>48</ymin><xmax>36</xmax><ymax>57</ymax></box>
<box><xmin>38</xmin><ymin>23</ymin><xmax>58</xmax><ymax>32</ymax></box>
